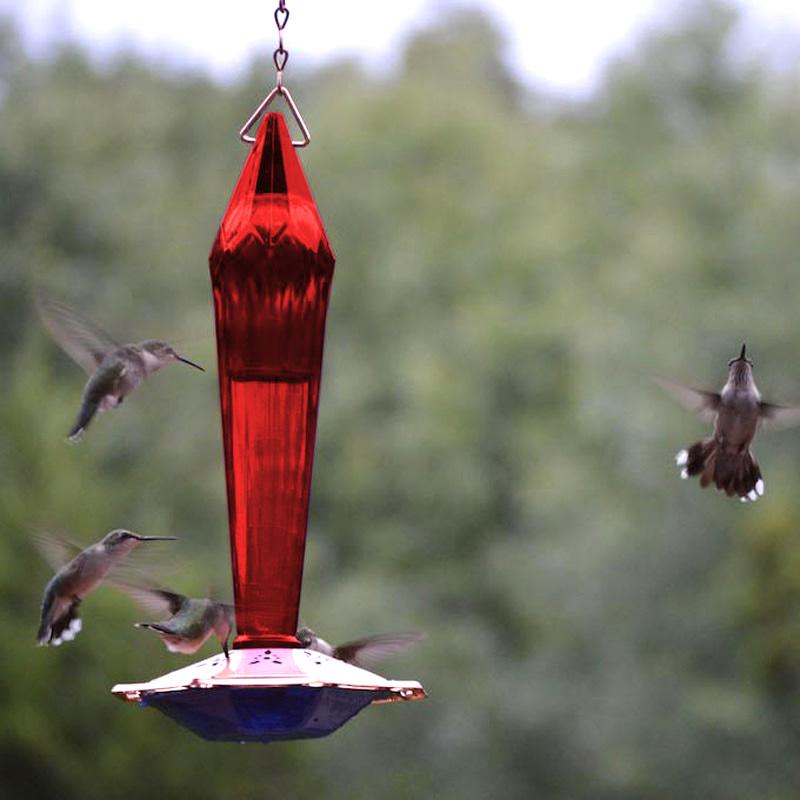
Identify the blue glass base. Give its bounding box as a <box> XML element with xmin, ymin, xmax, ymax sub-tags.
<box><xmin>141</xmin><ymin>685</ymin><xmax>392</xmax><ymax>743</ymax></box>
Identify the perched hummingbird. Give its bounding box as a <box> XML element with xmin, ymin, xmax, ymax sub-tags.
<box><xmin>658</xmin><ymin>344</ymin><xmax>800</xmax><ymax>501</ymax></box>
<box><xmin>37</xmin><ymin>298</ymin><xmax>204</xmax><ymax>442</ymax></box>
<box><xmin>115</xmin><ymin>582</ymin><xmax>235</xmax><ymax>659</ymax></box>
<box><xmin>296</xmin><ymin>626</ymin><xmax>425</xmax><ymax>669</ymax></box>
<box><xmin>35</xmin><ymin>530</ymin><xmax>177</xmax><ymax>646</ymax></box>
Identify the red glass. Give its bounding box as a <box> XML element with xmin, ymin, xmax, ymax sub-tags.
<box><xmin>209</xmin><ymin>113</ymin><xmax>335</xmax><ymax>648</ymax></box>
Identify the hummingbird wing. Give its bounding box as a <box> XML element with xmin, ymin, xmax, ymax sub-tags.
<box><xmin>206</xmin><ymin>589</ymin><xmax>235</xmax><ymax>618</ymax></box>
<box><xmin>655</xmin><ymin>378</ymin><xmax>721</xmax><ymax>423</ymax></box>
<box><xmin>37</xmin><ymin>297</ymin><xmax>119</xmax><ymax>375</ymax></box>
<box><xmin>110</xmin><ymin>581</ymin><xmax>187</xmax><ymax>617</ymax></box>
<box><xmin>333</xmin><ymin>632</ymin><xmax>425</xmax><ymax>668</ymax></box>
<box><xmin>31</xmin><ymin>531</ymin><xmax>84</xmax><ymax>571</ymax></box>
<box><xmin>219</xmin><ymin>603</ymin><xmax>236</xmax><ymax>629</ymax></box>
<box><xmin>759</xmin><ymin>402</ymin><xmax>800</xmax><ymax>430</ymax></box>
<box><xmin>205</xmin><ymin>584</ymin><xmax>233</xmax><ymax>604</ymax></box>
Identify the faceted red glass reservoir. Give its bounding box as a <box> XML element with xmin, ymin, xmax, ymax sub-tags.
<box><xmin>209</xmin><ymin>113</ymin><xmax>335</xmax><ymax>648</ymax></box>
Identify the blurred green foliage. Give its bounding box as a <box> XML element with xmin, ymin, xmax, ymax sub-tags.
<box><xmin>4</xmin><ymin>2</ymin><xmax>800</xmax><ymax>797</ymax></box>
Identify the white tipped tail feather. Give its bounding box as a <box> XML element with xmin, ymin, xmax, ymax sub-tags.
<box><xmin>675</xmin><ymin>439</ymin><xmax>764</xmax><ymax>501</ymax></box>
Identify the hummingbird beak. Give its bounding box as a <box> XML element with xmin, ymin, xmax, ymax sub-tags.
<box><xmin>131</xmin><ymin>535</ymin><xmax>177</xmax><ymax>542</ymax></box>
<box><xmin>176</xmin><ymin>354</ymin><xmax>205</xmax><ymax>371</ymax></box>
<box><xmin>740</xmin><ymin>343</ymin><xmax>747</xmax><ymax>360</ymax></box>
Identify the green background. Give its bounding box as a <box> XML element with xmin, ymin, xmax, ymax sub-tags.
<box><xmin>3</xmin><ymin>2</ymin><xmax>800</xmax><ymax>797</ymax></box>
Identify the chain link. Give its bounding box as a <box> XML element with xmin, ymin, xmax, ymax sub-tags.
<box><xmin>273</xmin><ymin>1</ymin><xmax>290</xmax><ymax>88</ymax></box>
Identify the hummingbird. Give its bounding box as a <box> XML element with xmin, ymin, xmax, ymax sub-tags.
<box><xmin>114</xmin><ymin>582</ymin><xmax>235</xmax><ymax>659</ymax></box>
<box><xmin>658</xmin><ymin>344</ymin><xmax>800</xmax><ymax>501</ymax></box>
<box><xmin>296</xmin><ymin>626</ymin><xmax>425</xmax><ymax>669</ymax></box>
<box><xmin>35</xmin><ymin>529</ymin><xmax>177</xmax><ymax>646</ymax></box>
<box><xmin>37</xmin><ymin>298</ymin><xmax>204</xmax><ymax>442</ymax></box>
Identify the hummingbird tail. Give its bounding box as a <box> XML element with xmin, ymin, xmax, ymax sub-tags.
<box><xmin>135</xmin><ymin>622</ymin><xmax>171</xmax><ymax>634</ymax></box>
<box><xmin>38</xmin><ymin>598</ymin><xmax>83</xmax><ymax>646</ymax></box>
<box><xmin>36</xmin><ymin>619</ymin><xmax>51</xmax><ymax>646</ymax></box>
<box><xmin>676</xmin><ymin>439</ymin><xmax>764</xmax><ymax>502</ymax></box>
<box><xmin>676</xmin><ymin>439</ymin><xmax>715</xmax><ymax>482</ymax></box>
<box><xmin>67</xmin><ymin>397</ymin><xmax>102</xmax><ymax>442</ymax></box>
<box><xmin>714</xmin><ymin>448</ymin><xmax>764</xmax><ymax>502</ymax></box>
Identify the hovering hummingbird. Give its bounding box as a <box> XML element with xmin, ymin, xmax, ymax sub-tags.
<box><xmin>114</xmin><ymin>582</ymin><xmax>234</xmax><ymax>659</ymax></box>
<box><xmin>296</xmin><ymin>626</ymin><xmax>425</xmax><ymax>669</ymax></box>
<box><xmin>35</xmin><ymin>530</ymin><xmax>177</xmax><ymax>646</ymax></box>
<box><xmin>658</xmin><ymin>344</ymin><xmax>800</xmax><ymax>501</ymax></box>
<box><xmin>37</xmin><ymin>298</ymin><xmax>204</xmax><ymax>442</ymax></box>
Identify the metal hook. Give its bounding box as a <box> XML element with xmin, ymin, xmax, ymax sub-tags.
<box><xmin>238</xmin><ymin>85</ymin><xmax>311</xmax><ymax>147</ymax></box>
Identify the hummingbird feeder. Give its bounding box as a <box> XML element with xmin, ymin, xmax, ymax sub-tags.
<box><xmin>112</xmin><ymin>2</ymin><xmax>425</xmax><ymax>742</ymax></box>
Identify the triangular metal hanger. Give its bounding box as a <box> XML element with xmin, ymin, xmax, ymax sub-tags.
<box><xmin>239</xmin><ymin>85</ymin><xmax>311</xmax><ymax>147</ymax></box>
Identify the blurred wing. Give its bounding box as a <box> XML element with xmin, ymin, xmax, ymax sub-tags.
<box><xmin>334</xmin><ymin>632</ymin><xmax>426</xmax><ymax>668</ymax></box>
<box><xmin>37</xmin><ymin>297</ymin><xmax>119</xmax><ymax>375</ymax></box>
<box><xmin>109</xmin><ymin>580</ymin><xmax>186</xmax><ymax>617</ymax></box>
<box><xmin>109</xmin><ymin>542</ymin><xmax>182</xmax><ymax>586</ymax></box>
<box><xmin>655</xmin><ymin>378</ymin><xmax>720</xmax><ymax>423</ymax></box>
<box><xmin>220</xmin><ymin>603</ymin><xmax>236</xmax><ymax>628</ymax></box>
<box><xmin>31</xmin><ymin>531</ymin><xmax>83</xmax><ymax>571</ymax></box>
<box><xmin>760</xmin><ymin>402</ymin><xmax>800</xmax><ymax>430</ymax></box>
<box><xmin>206</xmin><ymin>584</ymin><xmax>233</xmax><ymax>604</ymax></box>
